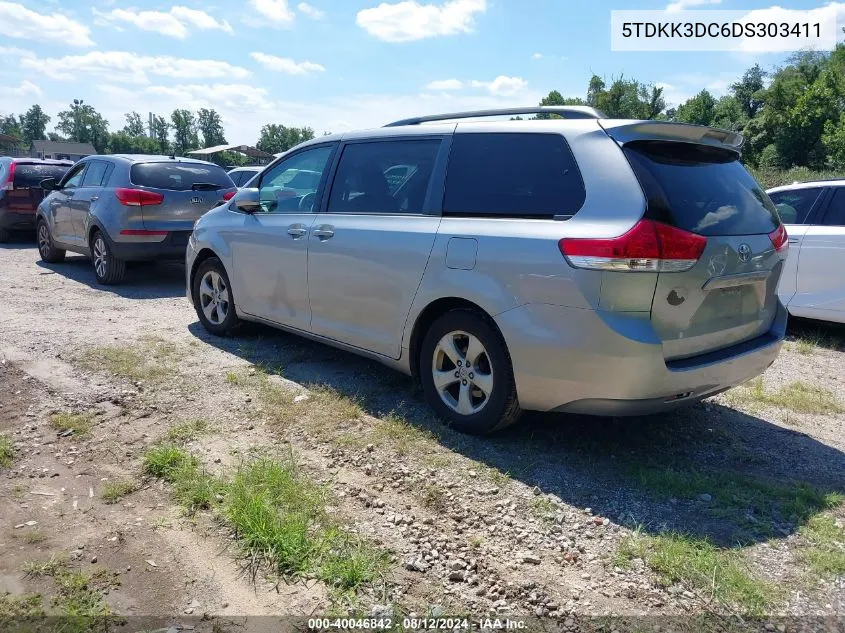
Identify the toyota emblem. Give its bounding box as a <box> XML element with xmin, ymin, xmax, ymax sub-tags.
<box><xmin>737</xmin><ymin>243</ymin><xmax>752</xmax><ymax>263</ymax></box>
<box><xmin>190</xmin><ymin>196</ymin><xmax>202</xmax><ymax>204</ymax></box>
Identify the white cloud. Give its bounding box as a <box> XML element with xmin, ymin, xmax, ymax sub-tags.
<box><xmin>471</xmin><ymin>75</ymin><xmax>528</xmax><ymax>96</ymax></box>
<box><xmin>665</xmin><ymin>0</ymin><xmax>721</xmax><ymax>12</ymax></box>
<box><xmin>92</xmin><ymin>6</ymin><xmax>232</xmax><ymax>39</ymax></box>
<box><xmin>10</xmin><ymin>80</ymin><xmax>42</xmax><ymax>98</ymax></box>
<box><xmin>531</xmin><ymin>52</ymin><xmax>543</xmax><ymax>59</ymax></box>
<box><xmin>250</xmin><ymin>0</ymin><xmax>295</xmax><ymax>25</ymax></box>
<box><xmin>356</xmin><ymin>0</ymin><xmax>487</xmax><ymax>42</ymax></box>
<box><xmin>20</xmin><ymin>51</ymin><xmax>251</xmax><ymax>84</ymax></box>
<box><xmin>0</xmin><ymin>1</ymin><xmax>93</xmax><ymax>46</ymax></box>
<box><xmin>0</xmin><ymin>46</ymin><xmax>34</xmax><ymax>58</ymax></box>
<box><xmin>297</xmin><ymin>2</ymin><xmax>325</xmax><ymax>19</ymax></box>
<box><xmin>736</xmin><ymin>3</ymin><xmax>845</xmax><ymax>52</ymax></box>
<box><xmin>657</xmin><ymin>72</ymin><xmax>738</xmax><ymax>106</ymax></box>
<box><xmin>424</xmin><ymin>79</ymin><xmax>464</xmax><ymax>90</ymax></box>
<box><xmin>250</xmin><ymin>52</ymin><xmax>326</xmax><ymax>75</ymax></box>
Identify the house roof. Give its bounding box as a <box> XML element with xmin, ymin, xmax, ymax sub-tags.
<box><xmin>31</xmin><ymin>140</ymin><xmax>97</xmax><ymax>155</ymax></box>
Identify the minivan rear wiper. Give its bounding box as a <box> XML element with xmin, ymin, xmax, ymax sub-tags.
<box><xmin>191</xmin><ymin>182</ymin><xmax>222</xmax><ymax>191</ymax></box>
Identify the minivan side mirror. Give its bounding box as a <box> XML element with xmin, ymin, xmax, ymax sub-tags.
<box><xmin>234</xmin><ymin>188</ymin><xmax>262</xmax><ymax>214</ymax></box>
<box><xmin>40</xmin><ymin>178</ymin><xmax>57</xmax><ymax>191</ymax></box>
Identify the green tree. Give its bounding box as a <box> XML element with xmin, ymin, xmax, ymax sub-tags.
<box><xmin>0</xmin><ymin>114</ymin><xmax>22</xmax><ymax>139</ymax></box>
<box><xmin>676</xmin><ymin>89</ymin><xmax>717</xmax><ymax>126</ymax></box>
<box><xmin>256</xmin><ymin>124</ymin><xmax>315</xmax><ymax>154</ymax></box>
<box><xmin>711</xmin><ymin>96</ymin><xmax>747</xmax><ymax>132</ymax></box>
<box><xmin>19</xmin><ymin>105</ymin><xmax>50</xmax><ymax>145</ymax></box>
<box><xmin>151</xmin><ymin>116</ymin><xmax>170</xmax><ymax>154</ymax></box>
<box><xmin>730</xmin><ymin>64</ymin><xmax>767</xmax><ymax>120</ymax></box>
<box><xmin>107</xmin><ymin>131</ymin><xmax>161</xmax><ymax>155</ymax></box>
<box><xmin>123</xmin><ymin>112</ymin><xmax>146</xmax><ymax>137</ymax></box>
<box><xmin>56</xmin><ymin>99</ymin><xmax>110</xmax><ymax>152</ymax></box>
<box><xmin>197</xmin><ymin>108</ymin><xmax>227</xmax><ymax>148</ymax></box>
<box><xmin>588</xmin><ymin>76</ymin><xmax>665</xmax><ymax>119</ymax></box>
<box><xmin>170</xmin><ymin>109</ymin><xmax>199</xmax><ymax>156</ymax></box>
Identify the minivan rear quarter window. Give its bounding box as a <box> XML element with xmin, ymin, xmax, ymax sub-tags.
<box><xmin>131</xmin><ymin>162</ymin><xmax>233</xmax><ymax>191</ymax></box>
<box><xmin>443</xmin><ymin>133</ymin><xmax>586</xmax><ymax>218</ymax></box>
<box><xmin>624</xmin><ymin>141</ymin><xmax>780</xmax><ymax>236</ymax></box>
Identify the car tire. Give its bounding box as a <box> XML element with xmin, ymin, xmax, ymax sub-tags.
<box><xmin>90</xmin><ymin>230</ymin><xmax>125</xmax><ymax>285</ymax></box>
<box><xmin>36</xmin><ymin>219</ymin><xmax>65</xmax><ymax>263</ymax></box>
<box><xmin>192</xmin><ymin>257</ymin><xmax>240</xmax><ymax>336</ymax></box>
<box><xmin>420</xmin><ymin>309</ymin><xmax>522</xmax><ymax>435</ymax></box>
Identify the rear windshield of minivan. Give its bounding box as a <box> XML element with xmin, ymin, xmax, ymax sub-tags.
<box><xmin>130</xmin><ymin>162</ymin><xmax>233</xmax><ymax>191</ymax></box>
<box><xmin>624</xmin><ymin>141</ymin><xmax>780</xmax><ymax>236</ymax></box>
<box><xmin>14</xmin><ymin>164</ymin><xmax>71</xmax><ymax>189</ymax></box>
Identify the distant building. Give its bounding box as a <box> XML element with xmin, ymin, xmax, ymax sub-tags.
<box><xmin>30</xmin><ymin>140</ymin><xmax>97</xmax><ymax>162</ymax></box>
<box><xmin>0</xmin><ymin>133</ymin><xmax>23</xmax><ymax>157</ymax></box>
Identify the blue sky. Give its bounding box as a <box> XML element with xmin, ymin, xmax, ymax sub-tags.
<box><xmin>0</xmin><ymin>0</ymin><xmax>843</xmax><ymax>143</ymax></box>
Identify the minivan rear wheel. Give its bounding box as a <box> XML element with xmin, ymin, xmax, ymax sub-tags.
<box><xmin>90</xmin><ymin>230</ymin><xmax>126</xmax><ymax>285</ymax></box>
<box><xmin>36</xmin><ymin>219</ymin><xmax>65</xmax><ymax>263</ymax></box>
<box><xmin>420</xmin><ymin>310</ymin><xmax>521</xmax><ymax>435</ymax></box>
<box><xmin>192</xmin><ymin>257</ymin><xmax>240</xmax><ymax>336</ymax></box>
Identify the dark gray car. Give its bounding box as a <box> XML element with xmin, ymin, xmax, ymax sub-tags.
<box><xmin>35</xmin><ymin>155</ymin><xmax>236</xmax><ymax>284</ymax></box>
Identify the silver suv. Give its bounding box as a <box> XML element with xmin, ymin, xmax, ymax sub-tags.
<box><xmin>186</xmin><ymin>107</ymin><xmax>788</xmax><ymax>434</ymax></box>
<box><xmin>36</xmin><ymin>155</ymin><xmax>236</xmax><ymax>284</ymax></box>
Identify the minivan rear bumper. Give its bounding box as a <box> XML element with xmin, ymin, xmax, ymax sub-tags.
<box><xmin>495</xmin><ymin>301</ymin><xmax>787</xmax><ymax>415</ymax></box>
<box><xmin>0</xmin><ymin>210</ymin><xmax>37</xmax><ymax>231</ymax></box>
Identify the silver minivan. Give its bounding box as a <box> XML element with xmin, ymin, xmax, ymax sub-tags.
<box><xmin>186</xmin><ymin>107</ymin><xmax>788</xmax><ymax>434</ymax></box>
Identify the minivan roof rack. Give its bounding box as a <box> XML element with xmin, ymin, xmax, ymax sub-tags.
<box><xmin>383</xmin><ymin>106</ymin><xmax>606</xmax><ymax>127</ymax></box>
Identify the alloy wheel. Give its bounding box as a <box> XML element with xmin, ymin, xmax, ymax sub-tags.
<box><xmin>432</xmin><ymin>330</ymin><xmax>494</xmax><ymax>415</ymax></box>
<box><xmin>199</xmin><ymin>270</ymin><xmax>230</xmax><ymax>326</ymax></box>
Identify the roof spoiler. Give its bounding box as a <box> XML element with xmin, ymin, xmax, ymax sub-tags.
<box><xmin>383</xmin><ymin>106</ymin><xmax>606</xmax><ymax>127</ymax></box>
<box><xmin>598</xmin><ymin>120</ymin><xmax>744</xmax><ymax>153</ymax></box>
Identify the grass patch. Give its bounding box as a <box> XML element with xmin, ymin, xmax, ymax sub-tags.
<box><xmin>78</xmin><ymin>337</ymin><xmax>179</xmax><ymax>384</ymax></box>
<box><xmin>50</xmin><ymin>412</ymin><xmax>94</xmax><ymax>437</ymax></box>
<box><xmin>727</xmin><ymin>378</ymin><xmax>842</xmax><ymax>415</ymax></box>
<box><xmin>142</xmin><ymin>444</ymin><xmax>193</xmax><ymax>481</ymax></box>
<box><xmin>165</xmin><ymin>419</ymin><xmax>211</xmax><ymax>443</ymax></box>
<box><xmin>478</xmin><ymin>464</ymin><xmax>511</xmax><ymax>489</ymax></box>
<box><xmin>22</xmin><ymin>530</ymin><xmax>47</xmax><ymax>545</ymax></box>
<box><xmin>0</xmin><ymin>435</ymin><xmax>13</xmax><ymax>468</ymax></box>
<box><xmin>417</xmin><ymin>483</ymin><xmax>448</xmax><ymax>512</ymax></box>
<box><xmin>0</xmin><ymin>592</ymin><xmax>45</xmax><ymax>622</ymax></box>
<box><xmin>100</xmin><ymin>479</ymin><xmax>136</xmax><ymax>504</ymax></box>
<box><xmin>22</xmin><ymin>556</ymin><xmax>68</xmax><ymax>579</ymax></box>
<box><xmin>616</xmin><ymin>531</ymin><xmax>775</xmax><ymax>615</ymax></box>
<box><xmin>530</xmin><ymin>497</ymin><xmax>557</xmax><ymax>522</ymax></box>
<box><xmin>142</xmin><ymin>445</ymin><xmax>220</xmax><ymax>514</ymax></box>
<box><xmin>371</xmin><ymin>411</ymin><xmax>436</xmax><ymax>455</ymax></box>
<box><xmin>799</xmin><ymin>514</ymin><xmax>845</xmax><ymax>578</ymax></box>
<box><xmin>794</xmin><ymin>339</ymin><xmax>816</xmax><ymax>356</ymax></box>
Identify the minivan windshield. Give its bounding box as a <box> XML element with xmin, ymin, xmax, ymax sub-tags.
<box><xmin>624</xmin><ymin>141</ymin><xmax>780</xmax><ymax>236</ymax></box>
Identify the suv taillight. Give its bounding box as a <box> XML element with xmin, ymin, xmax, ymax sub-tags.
<box><xmin>768</xmin><ymin>224</ymin><xmax>788</xmax><ymax>253</ymax></box>
<box><xmin>222</xmin><ymin>191</ymin><xmax>235</xmax><ymax>201</ymax></box>
<box><xmin>115</xmin><ymin>188</ymin><xmax>164</xmax><ymax>207</ymax></box>
<box><xmin>559</xmin><ymin>219</ymin><xmax>707</xmax><ymax>272</ymax></box>
<box><xmin>2</xmin><ymin>162</ymin><xmax>15</xmax><ymax>191</ymax></box>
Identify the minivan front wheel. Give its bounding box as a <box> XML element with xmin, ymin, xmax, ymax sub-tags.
<box><xmin>37</xmin><ymin>219</ymin><xmax>65</xmax><ymax>263</ymax></box>
<box><xmin>420</xmin><ymin>310</ymin><xmax>521</xmax><ymax>435</ymax></box>
<box><xmin>192</xmin><ymin>257</ymin><xmax>240</xmax><ymax>336</ymax></box>
<box><xmin>90</xmin><ymin>230</ymin><xmax>126</xmax><ymax>285</ymax></box>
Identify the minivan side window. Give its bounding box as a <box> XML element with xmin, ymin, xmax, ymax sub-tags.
<box><xmin>443</xmin><ymin>133</ymin><xmax>586</xmax><ymax>218</ymax></box>
<box><xmin>767</xmin><ymin>188</ymin><xmax>823</xmax><ymax>225</ymax></box>
<box><xmin>822</xmin><ymin>188</ymin><xmax>845</xmax><ymax>227</ymax></box>
<box><xmin>81</xmin><ymin>161</ymin><xmax>110</xmax><ymax>187</ymax></box>
<box><xmin>326</xmin><ymin>139</ymin><xmax>441</xmax><ymax>215</ymax></box>
<box><xmin>258</xmin><ymin>145</ymin><xmax>334</xmax><ymax>214</ymax></box>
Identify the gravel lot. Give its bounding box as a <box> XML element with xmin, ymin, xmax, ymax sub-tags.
<box><xmin>0</xmin><ymin>238</ymin><xmax>843</xmax><ymax>632</ymax></box>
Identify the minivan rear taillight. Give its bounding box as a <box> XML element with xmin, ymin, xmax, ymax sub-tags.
<box><xmin>768</xmin><ymin>224</ymin><xmax>788</xmax><ymax>253</ymax></box>
<box><xmin>2</xmin><ymin>162</ymin><xmax>15</xmax><ymax>191</ymax></box>
<box><xmin>559</xmin><ymin>219</ymin><xmax>707</xmax><ymax>272</ymax></box>
<box><xmin>115</xmin><ymin>188</ymin><xmax>164</xmax><ymax>207</ymax></box>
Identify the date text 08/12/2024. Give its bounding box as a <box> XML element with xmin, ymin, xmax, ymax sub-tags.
<box><xmin>308</xmin><ymin>618</ymin><xmax>528</xmax><ymax>630</ymax></box>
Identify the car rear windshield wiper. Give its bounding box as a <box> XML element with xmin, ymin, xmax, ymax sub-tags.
<box><xmin>191</xmin><ymin>182</ymin><xmax>222</xmax><ymax>191</ymax></box>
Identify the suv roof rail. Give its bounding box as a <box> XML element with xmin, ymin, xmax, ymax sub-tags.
<box><xmin>383</xmin><ymin>106</ymin><xmax>606</xmax><ymax>127</ymax></box>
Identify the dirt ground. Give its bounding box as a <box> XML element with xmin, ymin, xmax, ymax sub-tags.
<box><xmin>0</xmin><ymin>237</ymin><xmax>843</xmax><ymax>633</ymax></box>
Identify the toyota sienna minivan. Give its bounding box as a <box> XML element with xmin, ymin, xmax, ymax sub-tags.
<box><xmin>185</xmin><ymin>106</ymin><xmax>788</xmax><ymax>434</ymax></box>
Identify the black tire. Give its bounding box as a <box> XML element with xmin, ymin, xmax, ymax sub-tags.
<box><xmin>90</xmin><ymin>230</ymin><xmax>126</xmax><ymax>285</ymax></box>
<box><xmin>36</xmin><ymin>219</ymin><xmax>65</xmax><ymax>263</ymax></box>
<box><xmin>192</xmin><ymin>256</ymin><xmax>240</xmax><ymax>336</ymax></box>
<box><xmin>419</xmin><ymin>309</ymin><xmax>521</xmax><ymax>435</ymax></box>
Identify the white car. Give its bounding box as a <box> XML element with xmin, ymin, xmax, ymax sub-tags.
<box><xmin>768</xmin><ymin>180</ymin><xmax>845</xmax><ymax>324</ymax></box>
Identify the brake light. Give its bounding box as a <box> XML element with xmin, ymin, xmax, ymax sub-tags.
<box><xmin>2</xmin><ymin>162</ymin><xmax>15</xmax><ymax>191</ymax></box>
<box><xmin>768</xmin><ymin>224</ymin><xmax>788</xmax><ymax>253</ymax></box>
<box><xmin>114</xmin><ymin>188</ymin><xmax>164</xmax><ymax>207</ymax></box>
<box><xmin>222</xmin><ymin>190</ymin><xmax>235</xmax><ymax>201</ymax></box>
<box><xmin>559</xmin><ymin>219</ymin><xmax>707</xmax><ymax>272</ymax></box>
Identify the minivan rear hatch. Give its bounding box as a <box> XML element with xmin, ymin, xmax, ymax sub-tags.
<box><xmin>604</xmin><ymin>123</ymin><xmax>786</xmax><ymax>361</ymax></box>
<box><xmin>7</xmin><ymin>163</ymin><xmax>71</xmax><ymax>212</ymax></box>
<box><xmin>130</xmin><ymin>161</ymin><xmax>236</xmax><ymax>232</ymax></box>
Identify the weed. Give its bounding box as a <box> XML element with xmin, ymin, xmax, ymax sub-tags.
<box><xmin>23</xmin><ymin>556</ymin><xmax>68</xmax><ymax>579</ymax></box>
<box><xmin>0</xmin><ymin>592</ymin><xmax>45</xmax><ymax>621</ymax></box>
<box><xmin>23</xmin><ymin>531</ymin><xmax>47</xmax><ymax>545</ymax></box>
<box><xmin>371</xmin><ymin>411</ymin><xmax>436</xmax><ymax>455</ymax></box>
<box><xmin>0</xmin><ymin>435</ymin><xmax>13</xmax><ymax>467</ymax></box>
<box><xmin>794</xmin><ymin>339</ymin><xmax>816</xmax><ymax>355</ymax></box>
<box><xmin>79</xmin><ymin>338</ymin><xmax>179</xmax><ymax>384</ymax></box>
<box><xmin>418</xmin><ymin>483</ymin><xmax>448</xmax><ymax>512</ymax></box>
<box><xmin>142</xmin><ymin>445</ymin><xmax>220</xmax><ymax>514</ymax></box>
<box><xmin>100</xmin><ymin>479</ymin><xmax>136</xmax><ymax>504</ymax></box>
<box><xmin>165</xmin><ymin>419</ymin><xmax>211</xmax><ymax>443</ymax></box>
<box><xmin>318</xmin><ymin>533</ymin><xmax>390</xmax><ymax>592</ymax></box>
<box><xmin>799</xmin><ymin>514</ymin><xmax>845</xmax><ymax>578</ymax></box>
<box><xmin>530</xmin><ymin>497</ymin><xmax>557</xmax><ymax>521</ymax></box>
<box><xmin>50</xmin><ymin>412</ymin><xmax>94</xmax><ymax>437</ymax></box>
<box><xmin>142</xmin><ymin>444</ymin><xmax>194</xmax><ymax>481</ymax></box>
<box><xmin>727</xmin><ymin>378</ymin><xmax>842</xmax><ymax>415</ymax></box>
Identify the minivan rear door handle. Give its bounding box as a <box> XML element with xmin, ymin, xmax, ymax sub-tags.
<box><xmin>287</xmin><ymin>223</ymin><xmax>307</xmax><ymax>239</ymax></box>
<box><xmin>312</xmin><ymin>225</ymin><xmax>335</xmax><ymax>240</ymax></box>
